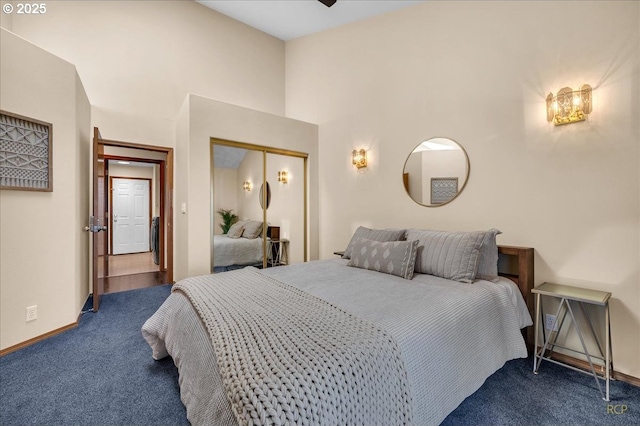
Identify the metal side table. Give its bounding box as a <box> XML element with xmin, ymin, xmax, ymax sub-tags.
<box><xmin>269</xmin><ymin>239</ymin><xmax>290</xmax><ymax>266</ymax></box>
<box><xmin>532</xmin><ymin>282</ymin><xmax>612</xmax><ymax>401</ymax></box>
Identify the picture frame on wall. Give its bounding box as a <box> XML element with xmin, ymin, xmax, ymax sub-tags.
<box><xmin>0</xmin><ymin>110</ymin><xmax>53</xmax><ymax>192</ymax></box>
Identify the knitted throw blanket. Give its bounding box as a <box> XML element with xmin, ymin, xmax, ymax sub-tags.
<box><xmin>173</xmin><ymin>268</ymin><xmax>413</xmax><ymax>426</ymax></box>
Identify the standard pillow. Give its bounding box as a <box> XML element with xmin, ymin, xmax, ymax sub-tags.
<box><xmin>242</xmin><ymin>221</ymin><xmax>263</xmax><ymax>239</ymax></box>
<box><xmin>348</xmin><ymin>238</ymin><xmax>419</xmax><ymax>280</ymax></box>
<box><xmin>226</xmin><ymin>221</ymin><xmax>245</xmax><ymax>239</ymax></box>
<box><xmin>342</xmin><ymin>227</ymin><xmax>406</xmax><ymax>259</ymax></box>
<box><xmin>406</xmin><ymin>229</ymin><xmax>486</xmax><ymax>283</ymax></box>
<box><xmin>475</xmin><ymin>228</ymin><xmax>502</xmax><ymax>282</ymax></box>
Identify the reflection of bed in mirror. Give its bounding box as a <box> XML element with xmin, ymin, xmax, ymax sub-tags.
<box><xmin>212</xmin><ymin>234</ymin><xmax>267</xmax><ymax>272</ymax></box>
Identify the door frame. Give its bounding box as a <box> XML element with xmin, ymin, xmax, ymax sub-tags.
<box><xmin>109</xmin><ymin>176</ymin><xmax>153</xmax><ymax>257</ymax></box>
<box><xmin>92</xmin><ymin>128</ymin><xmax>174</xmax><ymax>312</ymax></box>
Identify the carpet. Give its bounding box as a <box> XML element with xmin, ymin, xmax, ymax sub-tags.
<box><xmin>0</xmin><ymin>285</ymin><xmax>188</xmax><ymax>425</ymax></box>
<box><xmin>1</xmin><ymin>284</ymin><xmax>638</xmax><ymax>425</ymax></box>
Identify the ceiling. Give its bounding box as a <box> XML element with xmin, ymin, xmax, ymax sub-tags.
<box><xmin>213</xmin><ymin>145</ymin><xmax>248</xmax><ymax>169</ymax></box>
<box><xmin>197</xmin><ymin>0</ymin><xmax>425</xmax><ymax>41</ymax></box>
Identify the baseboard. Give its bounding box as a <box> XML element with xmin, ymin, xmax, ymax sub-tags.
<box><xmin>549</xmin><ymin>351</ymin><xmax>640</xmax><ymax>387</ymax></box>
<box><xmin>0</xmin><ymin>322</ymin><xmax>78</xmax><ymax>357</ymax></box>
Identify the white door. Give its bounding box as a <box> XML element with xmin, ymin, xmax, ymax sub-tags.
<box><xmin>112</xmin><ymin>178</ymin><xmax>150</xmax><ymax>255</ymax></box>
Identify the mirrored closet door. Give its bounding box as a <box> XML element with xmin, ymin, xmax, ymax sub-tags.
<box><xmin>210</xmin><ymin>139</ymin><xmax>307</xmax><ymax>273</ymax></box>
<box><xmin>265</xmin><ymin>152</ymin><xmax>305</xmax><ymax>267</ymax></box>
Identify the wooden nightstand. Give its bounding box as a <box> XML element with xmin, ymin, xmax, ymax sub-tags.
<box><xmin>267</xmin><ymin>226</ymin><xmax>280</xmax><ymax>240</ymax></box>
<box><xmin>532</xmin><ymin>282</ymin><xmax>612</xmax><ymax>401</ymax></box>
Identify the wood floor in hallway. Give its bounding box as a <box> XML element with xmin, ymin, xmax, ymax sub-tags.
<box><xmin>100</xmin><ymin>252</ymin><xmax>168</xmax><ymax>294</ymax></box>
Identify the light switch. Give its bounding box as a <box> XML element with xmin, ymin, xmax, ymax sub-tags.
<box><xmin>181</xmin><ymin>203</ymin><xmax>187</xmax><ymax>214</ymax></box>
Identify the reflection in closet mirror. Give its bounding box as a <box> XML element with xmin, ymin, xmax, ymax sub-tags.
<box><xmin>402</xmin><ymin>137</ymin><xmax>470</xmax><ymax>207</ymax></box>
<box><xmin>266</xmin><ymin>152</ymin><xmax>305</xmax><ymax>267</ymax></box>
<box><xmin>259</xmin><ymin>182</ymin><xmax>271</xmax><ymax>210</ymax></box>
<box><xmin>210</xmin><ymin>139</ymin><xmax>308</xmax><ymax>273</ymax></box>
<box><xmin>211</xmin><ymin>143</ymin><xmax>266</xmax><ymax>272</ymax></box>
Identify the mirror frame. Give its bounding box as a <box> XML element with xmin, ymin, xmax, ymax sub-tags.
<box><xmin>210</xmin><ymin>138</ymin><xmax>309</xmax><ymax>270</ymax></box>
<box><xmin>402</xmin><ymin>137</ymin><xmax>470</xmax><ymax>207</ymax></box>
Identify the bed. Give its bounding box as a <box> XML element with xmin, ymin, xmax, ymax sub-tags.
<box><xmin>143</xmin><ymin>228</ymin><xmax>534</xmax><ymax>426</ymax></box>
<box><xmin>212</xmin><ymin>234</ymin><xmax>266</xmax><ymax>269</ymax></box>
<box><xmin>213</xmin><ymin>220</ymin><xmax>269</xmax><ymax>271</ymax></box>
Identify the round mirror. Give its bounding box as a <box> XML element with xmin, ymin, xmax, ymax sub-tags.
<box><xmin>259</xmin><ymin>182</ymin><xmax>272</xmax><ymax>209</ymax></box>
<box><xmin>402</xmin><ymin>137</ymin><xmax>469</xmax><ymax>207</ymax></box>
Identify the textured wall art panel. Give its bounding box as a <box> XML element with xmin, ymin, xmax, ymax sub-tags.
<box><xmin>430</xmin><ymin>177</ymin><xmax>458</xmax><ymax>205</ymax></box>
<box><xmin>0</xmin><ymin>111</ymin><xmax>52</xmax><ymax>191</ymax></box>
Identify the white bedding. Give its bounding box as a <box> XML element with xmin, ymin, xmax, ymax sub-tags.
<box><xmin>213</xmin><ymin>234</ymin><xmax>265</xmax><ymax>267</ymax></box>
<box><xmin>143</xmin><ymin>259</ymin><xmax>531</xmax><ymax>426</ymax></box>
<box><xmin>490</xmin><ymin>276</ymin><xmax>533</xmax><ymax>329</ymax></box>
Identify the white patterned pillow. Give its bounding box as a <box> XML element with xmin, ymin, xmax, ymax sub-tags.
<box><xmin>347</xmin><ymin>238</ymin><xmax>419</xmax><ymax>280</ymax></box>
<box><xmin>342</xmin><ymin>227</ymin><xmax>407</xmax><ymax>259</ymax></box>
<box><xmin>242</xmin><ymin>221</ymin><xmax>263</xmax><ymax>239</ymax></box>
<box><xmin>226</xmin><ymin>221</ymin><xmax>245</xmax><ymax>239</ymax></box>
<box><xmin>406</xmin><ymin>229</ymin><xmax>486</xmax><ymax>283</ymax></box>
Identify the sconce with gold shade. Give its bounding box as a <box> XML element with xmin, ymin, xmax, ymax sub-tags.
<box><xmin>242</xmin><ymin>181</ymin><xmax>251</xmax><ymax>191</ymax></box>
<box><xmin>277</xmin><ymin>171</ymin><xmax>288</xmax><ymax>184</ymax></box>
<box><xmin>546</xmin><ymin>84</ymin><xmax>592</xmax><ymax>125</ymax></box>
<box><xmin>352</xmin><ymin>149</ymin><xmax>367</xmax><ymax>169</ymax></box>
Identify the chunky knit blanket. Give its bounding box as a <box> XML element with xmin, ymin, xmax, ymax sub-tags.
<box><xmin>173</xmin><ymin>268</ymin><xmax>413</xmax><ymax>426</ymax></box>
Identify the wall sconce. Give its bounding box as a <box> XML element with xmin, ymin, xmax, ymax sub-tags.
<box><xmin>242</xmin><ymin>181</ymin><xmax>251</xmax><ymax>191</ymax></box>
<box><xmin>352</xmin><ymin>149</ymin><xmax>367</xmax><ymax>169</ymax></box>
<box><xmin>546</xmin><ymin>84</ymin><xmax>592</xmax><ymax>125</ymax></box>
<box><xmin>277</xmin><ymin>171</ymin><xmax>288</xmax><ymax>184</ymax></box>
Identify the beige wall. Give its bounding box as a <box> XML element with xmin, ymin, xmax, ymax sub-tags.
<box><xmin>175</xmin><ymin>97</ymin><xmax>190</xmax><ymax>281</ymax></box>
<box><xmin>109</xmin><ymin>163</ymin><xmax>154</xmax><ymax>180</ymax></box>
<box><xmin>236</xmin><ymin>150</ymin><xmax>265</xmax><ymax>223</ymax></box>
<box><xmin>176</xmin><ymin>94</ymin><xmax>318</xmax><ymax>279</ymax></box>
<box><xmin>0</xmin><ymin>1</ymin><xmax>11</xmax><ymax>30</ymax></box>
<box><xmin>9</xmin><ymin>0</ymin><xmax>285</xmax><ymax>125</ymax></box>
<box><xmin>285</xmin><ymin>1</ymin><xmax>640</xmax><ymax>377</ymax></box>
<box><xmin>0</xmin><ymin>29</ymin><xmax>91</xmax><ymax>350</ymax></box>
<box><xmin>213</xmin><ymin>167</ymin><xmax>239</xmax><ymax>235</ymax></box>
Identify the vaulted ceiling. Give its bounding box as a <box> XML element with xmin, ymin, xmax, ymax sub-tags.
<box><xmin>197</xmin><ymin>0</ymin><xmax>424</xmax><ymax>41</ymax></box>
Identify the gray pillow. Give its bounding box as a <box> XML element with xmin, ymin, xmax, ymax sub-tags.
<box><xmin>406</xmin><ymin>229</ymin><xmax>486</xmax><ymax>283</ymax></box>
<box><xmin>342</xmin><ymin>227</ymin><xmax>406</xmax><ymax>259</ymax></box>
<box><xmin>226</xmin><ymin>221</ymin><xmax>245</xmax><ymax>239</ymax></box>
<box><xmin>476</xmin><ymin>228</ymin><xmax>502</xmax><ymax>282</ymax></box>
<box><xmin>348</xmin><ymin>238</ymin><xmax>419</xmax><ymax>280</ymax></box>
<box><xmin>242</xmin><ymin>221</ymin><xmax>263</xmax><ymax>239</ymax></box>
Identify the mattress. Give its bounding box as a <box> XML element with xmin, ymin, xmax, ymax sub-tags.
<box><xmin>143</xmin><ymin>259</ymin><xmax>530</xmax><ymax>425</ymax></box>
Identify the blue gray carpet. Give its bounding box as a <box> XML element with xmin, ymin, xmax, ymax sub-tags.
<box><xmin>1</xmin><ymin>284</ymin><xmax>638</xmax><ymax>425</ymax></box>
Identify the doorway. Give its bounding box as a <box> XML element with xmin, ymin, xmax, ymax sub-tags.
<box><xmin>111</xmin><ymin>177</ymin><xmax>151</xmax><ymax>255</ymax></box>
<box><xmin>91</xmin><ymin>128</ymin><xmax>174</xmax><ymax>309</ymax></box>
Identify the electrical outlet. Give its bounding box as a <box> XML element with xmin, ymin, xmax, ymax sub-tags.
<box><xmin>545</xmin><ymin>313</ymin><xmax>558</xmax><ymax>332</ymax></box>
<box><xmin>26</xmin><ymin>305</ymin><xmax>37</xmax><ymax>322</ymax></box>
